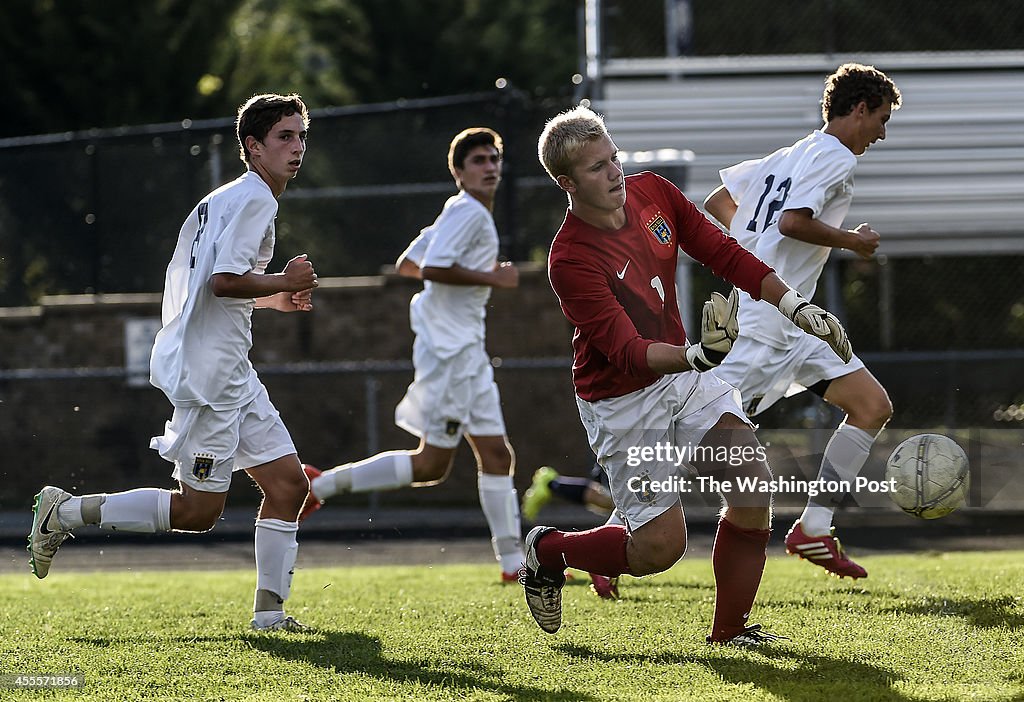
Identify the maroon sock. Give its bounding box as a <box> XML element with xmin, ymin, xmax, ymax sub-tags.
<box><xmin>536</xmin><ymin>525</ymin><xmax>631</xmax><ymax>576</ymax></box>
<box><xmin>710</xmin><ymin>518</ymin><xmax>770</xmax><ymax>641</ymax></box>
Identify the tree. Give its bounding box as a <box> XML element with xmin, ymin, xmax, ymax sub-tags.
<box><xmin>0</xmin><ymin>0</ymin><xmax>244</xmax><ymax>138</ymax></box>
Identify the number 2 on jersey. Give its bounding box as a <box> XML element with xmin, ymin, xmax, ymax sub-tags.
<box><xmin>190</xmin><ymin>202</ymin><xmax>209</xmax><ymax>269</ymax></box>
<box><xmin>746</xmin><ymin>174</ymin><xmax>791</xmax><ymax>232</ymax></box>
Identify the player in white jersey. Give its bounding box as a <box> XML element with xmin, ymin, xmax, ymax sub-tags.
<box><xmin>28</xmin><ymin>94</ymin><xmax>318</xmax><ymax>631</ymax></box>
<box><xmin>301</xmin><ymin>128</ymin><xmax>527</xmax><ymax>581</ymax></box>
<box><xmin>705</xmin><ymin>63</ymin><xmax>902</xmax><ymax>579</ymax></box>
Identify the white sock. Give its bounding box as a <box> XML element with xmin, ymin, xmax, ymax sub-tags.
<box><xmin>57</xmin><ymin>496</ymin><xmax>94</xmax><ymax>529</ymax></box>
<box><xmin>312</xmin><ymin>452</ymin><xmax>413</xmax><ymax>498</ymax></box>
<box><xmin>97</xmin><ymin>489</ymin><xmax>172</xmax><ymax>533</ymax></box>
<box><xmin>254</xmin><ymin>518</ymin><xmax>299</xmax><ymax>618</ymax></box>
<box><xmin>800</xmin><ymin>422</ymin><xmax>876</xmax><ymax>535</ymax></box>
<box><xmin>478</xmin><ymin>473</ymin><xmax>524</xmax><ymax>573</ymax></box>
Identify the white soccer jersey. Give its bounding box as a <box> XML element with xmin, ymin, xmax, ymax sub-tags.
<box><xmin>397</xmin><ymin>228</ymin><xmax>431</xmax><ymax>268</ymax></box>
<box><xmin>720</xmin><ymin>130</ymin><xmax>857</xmax><ymax>349</ymax></box>
<box><xmin>408</xmin><ymin>191</ymin><xmax>499</xmax><ymax>358</ymax></box>
<box><xmin>150</xmin><ymin>171</ymin><xmax>277</xmax><ymax>410</ymax></box>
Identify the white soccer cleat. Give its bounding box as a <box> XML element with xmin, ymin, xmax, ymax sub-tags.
<box><xmin>250</xmin><ymin>615</ymin><xmax>311</xmax><ymax>632</ymax></box>
<box><xmin>28</xmin><ymin>486</ymin><xmax>74</xmax><ymax>579</ymax></box>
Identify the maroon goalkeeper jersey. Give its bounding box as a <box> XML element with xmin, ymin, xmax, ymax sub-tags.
<box><xmin>548</xmin><ymin>171</ymin><xmax>773</xmax><ymax>401</ymax></box>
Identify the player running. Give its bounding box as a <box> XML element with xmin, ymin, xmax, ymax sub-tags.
<box><xmin>705</xmin><ymin>63</ymin><xmax>901</xmax><ymax>579</ymax></box>
<box><xmin>300</xmin><ymin>128</ymin><xmax>526</xmax><ymax>582</ymax></box>
<box><xmin>29</xmin><ymin>94</ymin><xmax>317</xmax><ymax>632</ymax></box>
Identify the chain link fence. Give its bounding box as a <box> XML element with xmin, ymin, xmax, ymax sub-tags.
<box><xmin>1</xmin><ymin>69</ymin><xmax>1022</xmax><ymax>509</ymax></box>
<box><xmin>0</xmin><ymin>91</ymin><xmax>570</xmax><ymax>307</ymax></box>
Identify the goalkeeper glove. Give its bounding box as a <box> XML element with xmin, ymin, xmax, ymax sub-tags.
<box><xmin>778</xmin><ymin>289</ymin><xmax>853</xmax><ymax>362</ymax></box>
<box><xmin>685</xmin><ymin>288</ymin><xmax>739</xmax><ymax>372</ymax></box>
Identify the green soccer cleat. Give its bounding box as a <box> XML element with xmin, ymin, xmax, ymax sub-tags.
<box><xmin>521</xmin><ymin>466</ymin><xmax>558</xmax><ymax>522</ymax></box>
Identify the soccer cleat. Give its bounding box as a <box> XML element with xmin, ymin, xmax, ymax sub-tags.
<box><xmin>707</xmin><ymin>624</ymin><xmax>789</xmax><ymax>647</ymax></box>
<box><xmin>519</xmin><ymin>526</ymin><xmax>566</xmax><ymax>634</ymax></box>
<box><xmin>784</xmin><ymin>521</ymin><xmax>868</xmax><ymax>579</ymax></box>
<box><xmin>501</xmin><ymin>570</ymin><xmax>520</xmax><ymax>583</ymax></box>
<box><xmin>28</xmin><ymin>486</ymin><xmax>74</xmax><ymax>579</ymax></box>
<box><xmin>250</xmin><ymin>615</ymin><xmax>311</xmax><ymax>632</ymax></box>
<box><xmin>589</xmin><ymin>573</ymin><xmax>620</xmax><ymax>600</ymax></box>
<box><xmin>521</xmin><ymin>466</ymin><xmax>558</xmax><ymax>522</ymax></box>
<box><xmin>298</xmin><ymin>464</ymin><xmax>323</xmax><ymax>523</ymax></box>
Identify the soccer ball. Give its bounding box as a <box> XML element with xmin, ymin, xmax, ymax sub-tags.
<box><xmin>885</xmin><ymin>433</ymin><xmax>969</xmax><ymax>519</ymax></box>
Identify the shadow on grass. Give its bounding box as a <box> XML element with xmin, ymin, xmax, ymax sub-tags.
<box><xmin>876</xmin><ymin>592</ymin><xmax>1024</xmax><ymax>629</ymax></box>
<box><xmin>555</xmin><ymin>642</ymin><xmax>913</xmax><ymax>702</ymax></box>
<box><xmin>249</xmin><ymin>630</ymin><xmax>594</xmax><ymax>702</ymax></box>
<box><xmin>70</xmin><ymin>635</ymin><xmax>239</xmax><ymax>647</ymax></box>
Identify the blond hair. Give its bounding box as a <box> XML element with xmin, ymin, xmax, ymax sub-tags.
<box><xmin>538</xmin><ymin>105</ymin><xmax>611</xmax><ymax>181</ymax></box>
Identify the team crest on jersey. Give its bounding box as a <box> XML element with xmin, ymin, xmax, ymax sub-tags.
<box><xmin>636</xmin><ymin>471</ymin><xmax>656</xmax><ymax>504</ymax></box>
<box><xmin>445</xmin><ymin>420</ymin><xmax>461</xmax><ymax>437</ymax></box>
<box><xmin>192</xmin><ymin>453</ymin><xmax>216</xmax><ymax>481</ymax></box>
<box><xmin>646</xmin><ymin>212</ymin><xmax>672</xmax><ymax>246</ymax></box>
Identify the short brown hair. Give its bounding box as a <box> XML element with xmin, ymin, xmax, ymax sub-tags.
<box><xmin>537</xmin><ymin>105</ymin><xmax>611</xmax><ymax>181</ymax></box>
<box><xmin>447</xmin><ymin>127</ymin><xmax>503</xmax><ymax>174</ymax></box>
<box><xmin>822</xmin><ymin>63</ymin><xmax>901</xmax><ymax>122</ymax></box>
<box><xmin>236</xmin><ymin>93</ymin><xmax>309</xmax><ymax>163</ymax></box>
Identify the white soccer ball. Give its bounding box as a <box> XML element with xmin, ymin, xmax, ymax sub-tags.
<box><xmin>885</xmin><ymin>433</ymin><xmax>969</xmax><ymax>519</ymax></box>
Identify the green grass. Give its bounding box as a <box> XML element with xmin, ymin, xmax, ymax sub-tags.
<box><xmin>2</xmin><ymin>551</ymin><xmax>1023</xmax><ymax>701</ymax></box>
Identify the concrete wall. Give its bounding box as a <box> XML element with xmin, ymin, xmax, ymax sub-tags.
<box><xmin>0</xmin><ymin>265</ymin><xmax>594</xmax><ymax>510</ymax></box>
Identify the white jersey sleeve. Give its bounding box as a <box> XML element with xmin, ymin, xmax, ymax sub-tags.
<box><xmin>421</xmin><ymin>199</ymin><xmax>490</xmax><ymax>269</ymax></box>
<box><xmin>408</xmin><ymin>192</ymin><xmax>498</xmax><ymax>358</ymax></box>
<box><xmin>151</xmin><ymin>172</ymin><xmax>277</xmax><ymax>410</ymax></box>
<box><xmin>398</xmin><ymin>229</ymin><xmax>433</xmax><ymax>268</ymax></box>
<box><xmin>779</xmin><ymin>149</ymin><xmax>856</xmax><ymax>222</ymax></box>
<box><xmin>212</xmin><ymin>196</ymin><xmax>278</xmax><ymax>276</ymax></box>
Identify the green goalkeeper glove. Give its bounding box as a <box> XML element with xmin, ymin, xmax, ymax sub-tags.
<box><xmin>685</xmin><ymin>288</ymin><xmax>739</xmax><ymax>372</ymax></box>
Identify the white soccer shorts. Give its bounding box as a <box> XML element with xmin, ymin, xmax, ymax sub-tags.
<box><xmin>150</xmin><ymin>384</ymin><xmax>297</xmax><ymax>493</ymax></box>
<box><xmin>576</xmin><ymin>370</ymin><xmax>753</xmax><ymax>531</ymax></box>
<box><xmin>713</xmin><ymin>334</ymin><xmax>866</xmax><ymax>417</ymax></box>
<box><xmin>395</xmin><ymin>337</ymin><xmax>506</xmax><ymax>449</ymax></box>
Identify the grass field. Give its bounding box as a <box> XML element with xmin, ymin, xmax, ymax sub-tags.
<box><xmin>2</xmin><ymin>550</ymin><xmax>1022</xmax><ymax>702</ymax></box>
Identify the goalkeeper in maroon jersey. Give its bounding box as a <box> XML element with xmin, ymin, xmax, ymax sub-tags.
<box><xmin>519</xmin><ymin>105</ymin><xmax>852</xmax><ymax>646</ymax></box>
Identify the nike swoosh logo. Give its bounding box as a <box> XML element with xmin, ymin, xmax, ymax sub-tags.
<box><xmin>616</xmin><ymin>260</ymin><xmax>630</xmax><ymax>279</ymax></box>
<box><xmin>38</xmin><ymin>501</ymin><xmax>60</xmax><ymax>535</ymax></box>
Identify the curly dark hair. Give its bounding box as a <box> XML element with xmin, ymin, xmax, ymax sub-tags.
<box><xmin>821</xmin><ymin>64</ymin><xmax>901</xmax><ymax>122</ymax></box>
<box><xmin>236</xmin><ymin>93</ymin><xmax>309</xmax><ymax>164</ymax></box>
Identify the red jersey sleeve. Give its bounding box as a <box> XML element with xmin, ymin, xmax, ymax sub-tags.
<box><xmin>549</xmin><ymin>252</ymin><xmax>656</xmax><ymax>382</ymax></box>
<box><xmin>658</xmin><ymin>176</ymin><xmax>773</xmax><ymax>299</ymax></box>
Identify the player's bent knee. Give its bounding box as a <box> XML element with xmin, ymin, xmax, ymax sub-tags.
<box><xmin>632</xmin><ymin>544</ymin><xmax>685</xmax><ymax>576</ymax></box>
<box><xmin>628</xmin><ymin>533</ymin><xmax>686</xmax><ymax>576</ymax></box>
<box><xmin>411</xmin><ymin>461</ymin><xmax>450</xmax><ymax>485</ymax></box>
<box><xmin>172</xmin><ymin>503</ymin><xmax>223</xmax><ymax>532</ymax></box>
